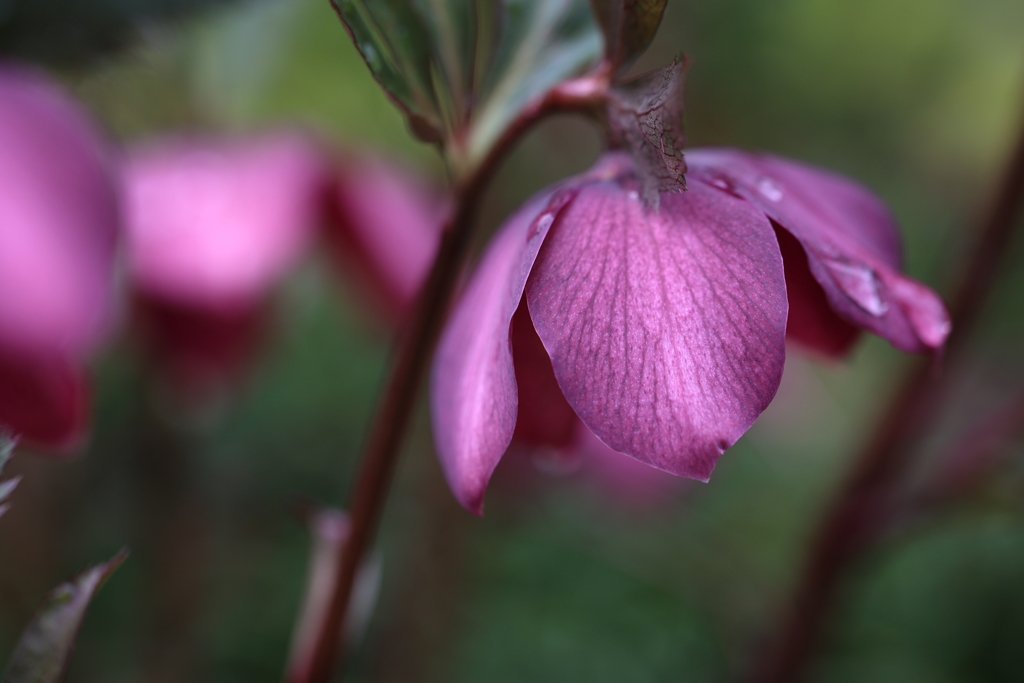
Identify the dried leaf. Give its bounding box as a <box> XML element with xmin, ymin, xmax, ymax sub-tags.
<box><xmin>590</xmin><ymin>0</ymin><xmax>668</xmax><ymax>72</ymax></box>
<box><xmin>606</xmin><ymin>58</ymin><xmax>688</xmax><ymax>207</ymax></box>
<box><xmin>1</xmin><ymin>551</ymin><xmax>127</xmax><ymax>683</ymax></box>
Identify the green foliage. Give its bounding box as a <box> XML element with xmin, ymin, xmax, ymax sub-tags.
<box><xmin>0</xmin><ymin>0</ymin><xmax>242</xmax><ymax>66</ymax></box>
<box><xmin>332</xmin><ymin>0</ymin><xmax>603</xmax><ymax>174</ymax></box>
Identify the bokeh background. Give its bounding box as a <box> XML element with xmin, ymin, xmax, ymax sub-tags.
<box><xmin>2</xmin><ymin>0</ymin><xmax>1024</xmax><ymax>681</ymax></box>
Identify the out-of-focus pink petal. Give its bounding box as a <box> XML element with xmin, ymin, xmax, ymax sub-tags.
<box><xmin>0</xmin><ymin>65</ymin><xmax>119</xmax><ymax>358</ymax></box>
<box><xmin>0</xmin><ymin>350</ymin><xmax>88</xmax><ymax>450</ymax></box>
<box><xmin>687</xmin><ymin>148</ymin><xmax>950</xmax><ymax>353</ymax></box>
<box><xmin>526</xmin><ymin>162</ymin><xmax>788</xmax><ymax>480</ymax></box>
<box><xmin>132</xmin><ymin>295</ymin><xmax>267</xmax><ymax>395</ymax></box>
<box><xmin>510</xmin><ymin>302</ymin><xmax>578</xmax><ymax>448</ymax></box>
<box><xmin>431</xmin><ymin>187</ymin><xmax>580</xmax><ymax>514</ymax></box>
<box><xmin>123</xmin><ymin>132</ymin><xmax>328</xmax><ymax>312</ymax></box>
<box><xmin>327</xmin><ymin>155</ymin><xmax>444</xmax><ymax>319</ymax></box>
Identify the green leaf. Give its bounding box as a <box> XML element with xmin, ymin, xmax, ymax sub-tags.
<box><xmin>1</xmin><ymin>551</ymin><xmax>128</xmax><ymax>683</ymax></box>
<box><xmin>467</xmin><ymin>0</ymin><xmax>603</xmax><ymax>169</ymax></box>
<box><xmin>606</xmin><ymin>58</ymin><xmax>688</xmax><ymax>208</ymax></box>
<box><xmin>590</xmin><ymin>0</ymin><xmax>668</xmax><ymax>73</ymax></box>
<box><xmin>331</xmin><ymin>0</ymin><xmax>603</xmax><ymax>173</ymax></box>
<box><xmin>0</xmin><ymin>433</ymin><xmax>18</xmax><ymax>520</ymax></box>
<box><xmin>331</xmin><ymin>0</ymin><xmax>445</xmax><ymax>143</ymax></box>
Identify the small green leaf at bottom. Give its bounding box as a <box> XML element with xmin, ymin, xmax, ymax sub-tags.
<box><xmin>1</xmin><ymin>550</ymin><xmax>128</xmax><ymax>683</ymax></box>
<box><xmin>0</xmin><ymin>433</ymin><xmax>19</xmax><ymax>519</ymax></box>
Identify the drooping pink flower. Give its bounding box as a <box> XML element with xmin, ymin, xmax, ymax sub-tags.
<box><xmin>122</xmin><ymin>132</ymin><xmax>329</xmax><ymax>391</ymax></box>
<box><xmin>324</xmin><ymin>154</ymin><xmax>444</xmax><ymax>321</ymax></box>
<box><xmin>0</xmin><ymin>65</ymin><xmax>120</xmax><ymax>449</ymax></box>
<box><xmin>432</xmin><ymin>150</ymin><xmax>950</xmax><ymax>513</ymax></box>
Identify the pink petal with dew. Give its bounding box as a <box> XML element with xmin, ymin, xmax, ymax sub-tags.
<box><xmin>0</xmin><ymin>65</ymin><xmax>119</xmax><ymax>358</ymax></box>
<box><xmin>526</xmin><ymin>163</ymin><xmax>788</xmax><ymax>480</ymax></box>
<box><xmin>774</xmin><ymin>227</ymin><xmax>860</xmax><ymax>357</ymax></box>
<box><xmin>123</xmin><ymin>132</ymin><xmax>328</xmax><ymax>312</ymax></box>
<box><xmin>687</xmin><ymin>149</ymin><xmax>950</xmax><ymax>353</ymax></box>
<box><xmin>431</xmin><ymin>187</ymin><xmax>580</xmax><ymax>514</ymax></box>
<box><xmin>328</xmin><ymin>155</ymin><xmax>444</xmax><ymax>319</ymax></box>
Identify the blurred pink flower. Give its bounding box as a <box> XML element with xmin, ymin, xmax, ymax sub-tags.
<box><xmin>0</xmin><ymin>65</ymin><xmax>119</xmax><ymax>449</ymax></box>
<box><xmin>324</xmin><ymin>154</ymin><xmax>444</xmax><ymax>321</ymax></box>
<box><xmin>122</xmin><ymin>132</ymin><xmax>329</xmax><ymax>390</ymax></box>
<box><xmin>432</xmin><ymin>150</ymin><xmax>950</xmax><ymax>513</ymax></box>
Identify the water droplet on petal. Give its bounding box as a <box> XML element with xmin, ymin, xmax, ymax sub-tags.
<box><xmin>757</xmin><ymin>177</ymin><xmax>784</xmax><ymax>202</ymax></box>
<box><xmin>528</xmin><ymin>212</ymin><xmax>555</xmax><ymax>240</ymax></box>
<box><xmin>706</xmin><ymin>174</ymin><xmax>736</xmax><ymax>194</ymax></box>
<box><xmin>825</xmin><ymin>259</ymin><xmax>889</xmax><ymax>316</ymax></box>
<box><xmin>627</xmin><ymin>190</ymin><xmax>639</xmax><ymax>201</ymax></box>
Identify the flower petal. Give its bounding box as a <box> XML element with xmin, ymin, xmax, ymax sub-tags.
<box><xmin>430</xmin><ymin>189</ymin><xmax>578</xmax><ymax>513</ymax></box>
<box><xmin>0</xmin><ymin>350</ymin><xmax>87</xmax><ymax>451</ymax></box>
<box><xmin>510</xmin><ymin>302</ymin><xmax>577</xmax><ymax>448</ymax></box>
<box><xmin>0</xmin><ymin>65</ymin><xmax>119</xmax><ymax>358</ymax></box>
<box><xmin>123</xmin><ymin>132</ymin><xmax>327</xmax><ymax>312</ymax></box>
<box><xmin>687</xmin><ymin>148</ymin><xmax>950</xmax><ymax>352</ymax></box>
<box><xmin>526</xmin><ymin>172</ymin><xmax>788</xmax><ymax>480</ymax></box>
<box><xmin>327</xmin><ymin>155</ymin><xmax>444</xmax><ymax>320</ymax></box>
<box><xmin>775</xmin><ymin>227</ymin><xmax>860</xmax><ymax>356</ymax></box>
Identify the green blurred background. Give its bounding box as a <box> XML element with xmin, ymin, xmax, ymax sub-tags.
<box><xmin>2</xmin><ymin>0</ymin><xmax>1024</xmax><ymax>681</ymax></box>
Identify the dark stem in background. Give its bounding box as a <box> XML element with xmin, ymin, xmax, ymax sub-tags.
<box><xmin>289</xmin><ymin>73</ymin><xmax>611</xmax><ymax>683</ymax></box>
<box><xmin>754</xmin><ymin>90</ymin><xmax>1024</xmax><ymax>683</ymax></box>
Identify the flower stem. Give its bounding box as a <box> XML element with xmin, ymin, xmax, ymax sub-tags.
<box><xmin>292</xmin><ymin>174</ymin><xmax>484</xmax><ymax>683</ymax></box>
<box><xmin>288</xmin><ymin>74</ymin><xmax>610</xmax><ymax>683</ymax></box>
<box><xmin>754</xmin><ymin>89</ymin><xmax>1024</xmax><ymax>683</ymax></box>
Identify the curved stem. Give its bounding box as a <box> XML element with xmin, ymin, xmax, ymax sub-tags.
<box><xmin>754</xmin><ymin>88</ymin><xmax>1024</xmax><ymax>683</ymax></box>
<box><xmin>288</xmin><ymin>74</ymin><xmax>609</xmax><ymax>683</ymax></box>
<box><xmin>291</xmin><ymin>174</ymin><xmax>482</xmax><ymax>683</ymax></box>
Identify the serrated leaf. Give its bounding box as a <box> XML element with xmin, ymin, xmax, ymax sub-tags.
<box><xmin>1</xmin><ymin>551</ymin><xmax>127</xmax><ymax>683</ymax></box>
<box><xmin>606</xmin><ymin>58</ymin><xmax>688</xmax><ymax>207</ymax></box>
<box><xmin>590</xmin><ymin>0</ymin><xmax>668</xmax><ymax>72</ymax></box>
<box><xmin>331</xmin><ymin>0</ymin><xmax>603</xmax><ymax>173</ymax></box>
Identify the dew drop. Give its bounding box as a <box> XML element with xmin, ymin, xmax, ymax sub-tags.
<box><xmin>757</xmin><ymin>177</ymin><xmax>784</xmax><ymax>202</ymax></box>
<box><xmin>627</xmin><ymin>190</ymin><xmax>639</xmax><ymax>201</ymax></box>
<box><xmin>706</xmin><ymin>174</ymin><xmax>736</xmax><ymax>194</ymax></box>
<box><xmin>824</xmin><ymin>259</ymin><xmax>888</xmax><ymax>316</ymax></box>
<box><xmin>528</xmin><ymin>212</ymin><xmax>555</xmax><ymax>239</ymax></box>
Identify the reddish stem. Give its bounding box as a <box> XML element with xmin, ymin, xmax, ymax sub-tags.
<box><xmin>289</xmin><ymin>74</ymin><xmax>611</xmax><ymax>683</ymax></box>
<box><xmin>755</xmin><ymin>89</ymin><xmax>1024</xmax><ymax>683</ymax></box>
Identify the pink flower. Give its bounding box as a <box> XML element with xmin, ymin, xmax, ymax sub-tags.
<box><xmin>432</xmin><ymin>151</ymin><xmax>950</xmax><ymax>513</ymax></box>
<box><xmin>0</xmin><ymin>65</ymin><xmax>119</xmax><ymax>449</ymax></box>
<box><xmin>122</xmin><ymin>132</ymin><xmax>329</xmax><ymax>391</ymax></box>
<box><xmin>324</xmin><ymin>154</ymin><xmax>444</xmax><ymax>321</ymax></box>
